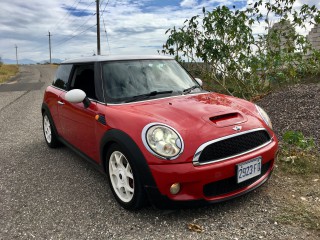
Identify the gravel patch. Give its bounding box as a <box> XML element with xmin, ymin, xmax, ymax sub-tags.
<box><xmin>257</xmin><ymin>83</ymin><xmax>320</xmax><ymax>147</ymax></box>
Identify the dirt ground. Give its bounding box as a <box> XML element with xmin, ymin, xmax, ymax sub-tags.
<box><xmin>257</xmin><ymin>83</ymin><xmax>320</xmax><ymax>236</ymax></box>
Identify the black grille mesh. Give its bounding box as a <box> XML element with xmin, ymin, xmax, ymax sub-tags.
<box><xmin>199</xmin><ymin>130</ymin><xmax>271</xmax><ymax>164</ymax></box>
<box><xmin>203</xmin><ymin>160</ymin><xmax>272</xmax><ymax>197</ymax></box>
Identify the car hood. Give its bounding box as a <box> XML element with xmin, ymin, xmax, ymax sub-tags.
<box><xmin>105</xmin><ymin>92</ymin><xmax>272</xmax><ymax>164</ymax></box>
<box><xmin>108</xmin><ymin>92</ymin><xmax>266</xmax><ymax>137</ymax></box>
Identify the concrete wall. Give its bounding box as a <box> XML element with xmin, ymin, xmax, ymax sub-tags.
<box><xmin>268</xmin><ymin>20</ymin><xmax>295</xmax><ymax>52</ymax></box>
<box><xmin>307</xmin><ymin>24</ymin><xmax>320</xmax><ymax>51</ymax></box>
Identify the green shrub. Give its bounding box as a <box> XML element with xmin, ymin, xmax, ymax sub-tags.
<box><xmin>283</xmin><ymin>131</ymin><xmax>315</xmax><ymax>149</ymax></box>
<box><xmin>162</xmin><ymin>0</ymin><xmax>320</xmax><ymax>99</ymax></box>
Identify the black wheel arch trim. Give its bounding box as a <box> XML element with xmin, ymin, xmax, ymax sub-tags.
<box><xmin>100</xmin><ymin>129</ymin><xmax>157</xmax><ymax>188</ymax></box>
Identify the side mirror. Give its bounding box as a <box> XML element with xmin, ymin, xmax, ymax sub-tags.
<box><xmin>65</xmin><ymin>89</ymin><xmax>91</xmax><ymax>108</ymax></box>
<box><xmin>195</xmin><ymin>78</ymin><xmax>203</xmax><ymax>87</ymax></box>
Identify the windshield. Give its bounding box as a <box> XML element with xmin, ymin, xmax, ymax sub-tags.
<box><xmin>102</xmin><ymin>59</ymin><xmax>200</xmax><ymax>103</ymax></box>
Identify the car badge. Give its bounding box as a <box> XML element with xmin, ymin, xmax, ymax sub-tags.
<box><xmin>233</xmin><ymin>126</ymin><xmax>242</xmax><ymax>131</ymax></box>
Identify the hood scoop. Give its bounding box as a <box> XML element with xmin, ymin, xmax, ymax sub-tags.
<box><xmin>209</xmin><ymin>112</ymin><xmax>247</xmax><ymax>127</ymax></box>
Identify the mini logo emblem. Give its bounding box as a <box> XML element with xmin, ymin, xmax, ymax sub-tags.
<box><xmin>233</xmin><ymin>126</ymin><xmax>242</xmax><ymax>131</ymax></box>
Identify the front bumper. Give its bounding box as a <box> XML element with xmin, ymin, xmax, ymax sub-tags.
<box><xmin>145</xmin><ymin>169</ymin><xmax>273</xmax><ymax>209</ymax></box>
<box><xmin>145</xmin><ymin>139</ymin><xmax>277</xmax><ymax>208</ymax></box>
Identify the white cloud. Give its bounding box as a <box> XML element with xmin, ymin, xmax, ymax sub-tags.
<box><xmin>1</xmin><ymin>0</ymin><xmax>202</xmax><ymax>61</ymax></box>
<box><xmin>180</xmin><ymin>0</ymin><xmax>198</xmax><ymax>8</ymax></box>
<box><xmin>1</xmin><ymin>0</ymin><xmax>319</xmax><ymax>62</ymax></box>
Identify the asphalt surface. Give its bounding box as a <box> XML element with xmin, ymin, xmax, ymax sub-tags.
<box><xmin>0</xmin><ymin>65</ymin><xmax>318</xmax><ymax>239</ymax></box>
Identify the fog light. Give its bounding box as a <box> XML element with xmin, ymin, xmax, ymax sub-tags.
<box><xmin>170</xmin><ymin>183</ymin><xmax>181</xmax><ymax>195</ymax></box>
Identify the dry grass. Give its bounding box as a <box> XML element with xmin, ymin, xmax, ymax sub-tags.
<box><xmin>273</xmin><ymin>170</ymin><xmax>320</xmax><ymax>231</ymax></box>
<box><xmin>50</xmin><ymin>64</ymin><xmax>59</xmax><ymax>69</ymax></box>
<box><xmin>0</xmin><ymin>64</ymin><xmax>19</xmax><ymax>83</ymax></box>
<box><xmin>273</xmin><ymin>140</ymin><xmax>320</xmax><ymax>231</ymax></box>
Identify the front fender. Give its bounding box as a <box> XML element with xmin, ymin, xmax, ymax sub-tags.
<box><xmin>100</xmin><ymin>129</ymin><xmax>157</xmax><ymax>188</ymax></box>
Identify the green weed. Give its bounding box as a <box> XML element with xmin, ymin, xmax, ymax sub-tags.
<box><xmin>278</xmin><ymin>131</ymin><xmax>319</xmax><ymax>175</ymax></box>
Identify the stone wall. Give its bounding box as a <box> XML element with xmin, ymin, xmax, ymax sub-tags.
<box><xmin>307</xmin><ymin>24</ymin><xmax>320</xmax><ymax>51</ymax></box>
<box><xmin>268</xmin><ymin>20</ymin><xmax>295</xmax><ymax>52</ymax></box>
<box><xmin>268</xmin><ymin>22</ymin><xmax>320</xmax><ymax>58</ymax></box>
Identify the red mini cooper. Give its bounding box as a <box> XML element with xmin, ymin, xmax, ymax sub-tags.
<box><xmin>42</xmin><ymin>55</ymin><xmax>278</xmax><ymax>210</ymax></box>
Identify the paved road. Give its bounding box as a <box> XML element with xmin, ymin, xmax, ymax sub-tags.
<box><xmin>0</xmin><ymin>65</ymin><xmax>316</xmax><ymax>239</ymax></box>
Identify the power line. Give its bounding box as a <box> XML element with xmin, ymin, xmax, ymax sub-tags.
<box><xmin>102</xmin><ymin>15</ymin><xmax>111</xmax><ymax>53</ymax></box>
<box><xmin>100</xmin><ymin>0</ymin><xmax>110</xmax><ymax>53</ymax></box>
<box><xmin>52</xmin><ymin>11</ymin><xmax>96</xmax><ymax>47</ymax></box>
<box><xmin>100</xmin><ymin>0</ymin><xmax>110</xmax><ymax>16</ymax></box>
<box><xmin>57</xmin><ymin>1</ymin><xmax>95</xmax><ymax>32</ymax></box>
<box><xmin>11</xmin><ymin>34</ymin><xmax>49</xmax><ymax>56</ymax></box>
<box><xmin>49</xmin><ymin>0</ymin><xmax>98</xmax><ymax>52</ymax></box>
<box><xmin>8</xmin><ymin>1</ymin><xmax>106</xmax><ymax>58</ymax></box>
<box><xmin>52</xmin><ymin>1</ymin><xmax>97</xmax><ymax>49</ymax></box>
<box><xmin>100</xmin><ymin>0</ymin><xmax>105</xmax><ymax>8</ymax></box>
<box><xmin>51</xmin><ymin>0</ymin><xmax>83</xmax><ymax>32</ymax></box>
<box><xmin>53</xmin><ymin>24</ymin><xmax>97</xmax><ymax>49</ymax></box>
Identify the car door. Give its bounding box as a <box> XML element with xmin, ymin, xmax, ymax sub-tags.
<box><xmin>57</xmin><ymin>63</ymin><xmax>100</xmax><ymax>161</ymax></box>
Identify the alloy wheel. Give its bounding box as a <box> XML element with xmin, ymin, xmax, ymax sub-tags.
<box><xmin>109</xmin><ymin>151</ymin><xmax>134</xmax><ymax>203</ymax></box>
<box><xmin>43</xmin><ymin>115</ymin><xmax>52</xmax><ymax>144</ymax></box>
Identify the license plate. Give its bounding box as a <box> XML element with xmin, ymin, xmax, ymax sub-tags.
<box><xmin>237</xmin><ymin>157</ymin><xmax>262</xmax><ymax>183</ymax></box>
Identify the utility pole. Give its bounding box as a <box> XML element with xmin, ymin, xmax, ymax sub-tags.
<box><xmin>96</xmin><ymin>0</ymin><xmax>101</xmax><ymax>55</ymax></box>
<box><xmin>48</xmin><ymin>31</ymin><xmax>52</xmax><ymax>64</ymax></box>
<box><xmin>15</xmin><ymin>45</ymin><xmax>18</xmax><ymax>65</ymax></box>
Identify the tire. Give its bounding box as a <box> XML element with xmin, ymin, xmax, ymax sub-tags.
<box><xmin>106</xmin><ymin>143</ymin><xmax>146</xmax><ymax>210</ymax></box>
<box><xmin>42</xmin><ymin>112</ymin><xmax>61</xmax><ymax>148</ymax></box>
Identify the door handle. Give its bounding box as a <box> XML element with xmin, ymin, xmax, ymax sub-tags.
<box><xmin>57</xmin><ymin>101</ymin><xmax>65</xmax><ymax>105</ymax></box>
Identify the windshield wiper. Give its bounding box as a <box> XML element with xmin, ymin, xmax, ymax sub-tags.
<box><xmin>125</xmin><ymin>90</ymin><xmax>173</xmax><ymax>103</ymax></box>
<box><xmin>183</xmin><ymin>85</ymin><xmax>201</xmax><ymax>94</ymax></box>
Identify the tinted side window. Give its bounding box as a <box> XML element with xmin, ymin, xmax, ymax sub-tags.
<box><xmin>53</xmin><ymin>64</ymin><xmax>73</xmax><ymax>90</ymax></box>
<box><xmin>70</xmin><ymin>64</ymin><xmax>96</xmax><ymax>99</ymax></box>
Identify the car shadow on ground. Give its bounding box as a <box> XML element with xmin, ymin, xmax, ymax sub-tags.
<box><xmin>37</xmin><ymin>140</ymin><xmax>272</xmax><ymax>215</ymax></box>
<box><xmin>4</xmin><ymin>140</ymin><xmax>275</xmax><ymax>238</ymax></box>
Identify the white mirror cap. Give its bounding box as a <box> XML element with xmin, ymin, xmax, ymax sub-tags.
<box><xmin>195</xmin><ymin>78</ymin><xmax>203</xmax><ymax>86</ymax></box>
<box><xmin>65</xmin><ymin>89</ymin><xmax>86</xmax><ymax>103</ymax></box>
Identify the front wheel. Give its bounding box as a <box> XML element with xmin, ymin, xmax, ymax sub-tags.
<box><xmin>106</xmin><ymin>144</ymin><xmax>146</xmax><ymax>210</ymax></box>
<box><xmin>42</xmin><ymin>112</ymin><xmax>60</xmax><ymax>148</ymax></box>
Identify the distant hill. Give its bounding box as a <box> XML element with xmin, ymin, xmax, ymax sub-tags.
<box><xmin>2</xmin><ymin>58</ymin><xmax>62</xmax><ymax>64</ymax></box>
<box><xmin>2</xmin><ymin>58</ymin><xmax>36</xmax><ymax>64</ymax></box>
<box><xmin>40</xmin><ymin>58</ymin><xmax>63</xmax><ymax>64</ymax></box>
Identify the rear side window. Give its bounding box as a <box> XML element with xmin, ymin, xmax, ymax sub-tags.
<box><xmin>53</xmin><ymin>64</ymin><xmax>73</xmax><ymax>90</ymax></box>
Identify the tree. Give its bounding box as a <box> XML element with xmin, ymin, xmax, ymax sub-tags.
<box><xmin>162</xmin><ymin>0</ymin><xmax>320</xmax><ymax>99</ymax></box>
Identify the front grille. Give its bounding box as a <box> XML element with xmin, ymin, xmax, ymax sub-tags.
<box><xmin>198</xmin><ymin>129</ymin><xmax>271</xmax><ymax>164</ymax></box>
<box><xmin>203</xmin><ymin>160</ymin><xmax>272</xmax><ymax>197</ymax></box>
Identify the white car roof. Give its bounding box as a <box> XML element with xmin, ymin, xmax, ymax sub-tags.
<box><xmin>62</xmin><ymin>55</ymin><xmax>173</xmax><ymax>64</ymax></box>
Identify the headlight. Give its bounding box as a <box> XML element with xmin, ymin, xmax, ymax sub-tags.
<box><xmin>255</xmin><ymin>105</ymin><xmax>273</xmax><ymax>129</ymax></box>
<box><xmin>142</xmin><ymin>123</ymin><xmax>184</xmax><ymax>159</ymax></box>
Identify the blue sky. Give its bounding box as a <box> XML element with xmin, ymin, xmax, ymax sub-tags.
<box><xmin>0</xmin><ymin>0</ymin><xmax>318</xmax><ymax>62</ymax></box>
